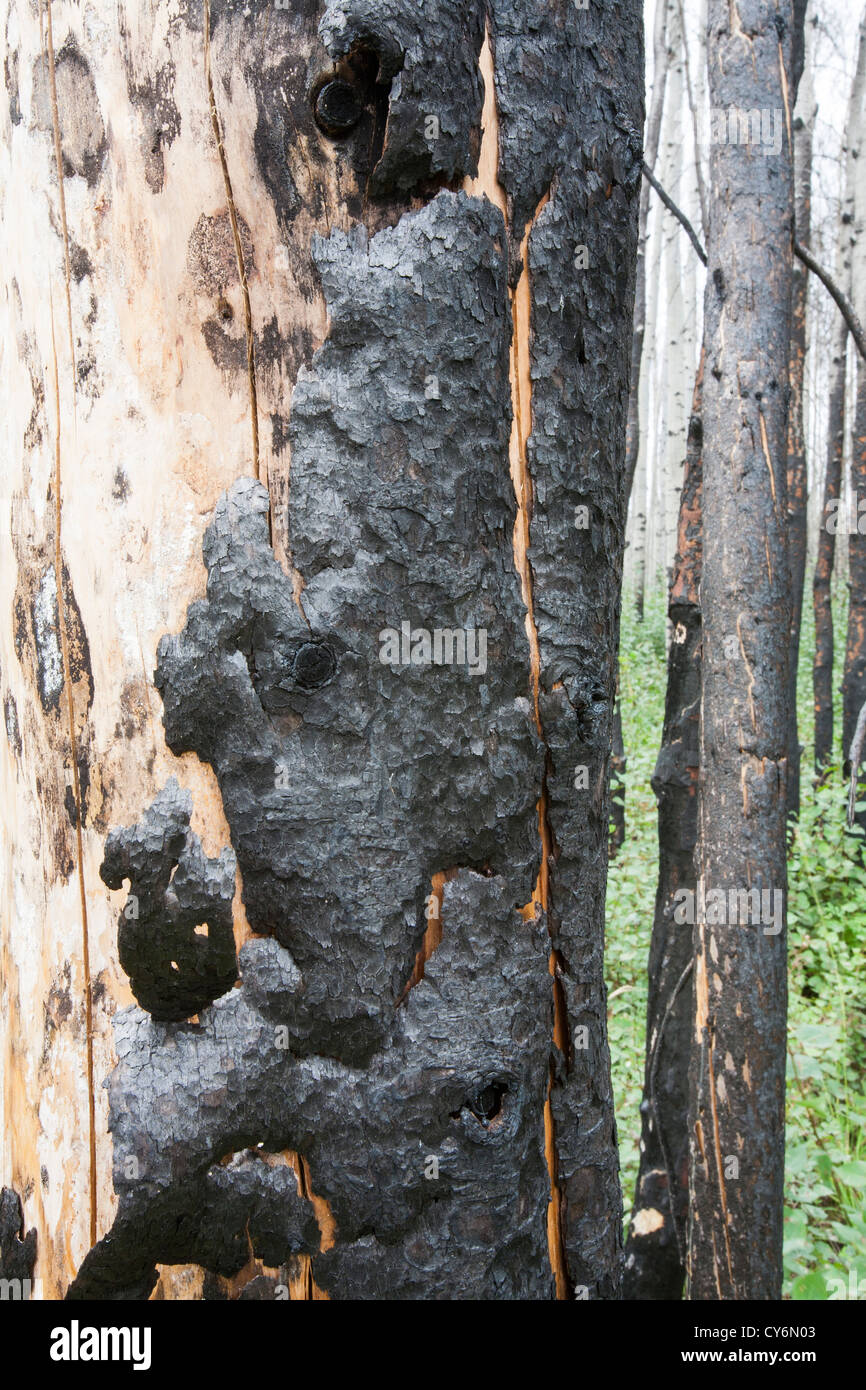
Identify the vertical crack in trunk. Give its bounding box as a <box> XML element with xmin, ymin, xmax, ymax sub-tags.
<box><xmin>464</xmin><ymin>27</ymin><xmax>566</xmax><ymax>1298</ymax></box>
<box><xmin>289</xmin><ymin>1154</ymin><xmax>334</xmax><ymax>1301</ymax></box>
<box><xmin>203</xmin><ymin>0</ymin><xmax>262</xmax><ymax>504</ymax></box>
<box><xmin>399</xmin><ymin>869</ymin><xmax>450</xmax><ymax>1000</ymax></box>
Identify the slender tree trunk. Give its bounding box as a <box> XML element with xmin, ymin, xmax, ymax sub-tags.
<box><xmin>844</xmin><ymin>370</ymin><xmax>866</xmax><ymax>783</ymax></box>
<box><xmin>2</xmin><ymin>0</ymin><xmax>643</xmax><ymax>1301</ymax></box>
<box><xmin>814</xmin><ymin>322</ymin><xmax>848</xmax><ymax>772</ymax></box>
<box><xmin>658</xmin><ymin>0</ymin><xmax>694</xmax><ymax>590</ymax></box>
<box><xmin>678</xmin><ymin>0</ymin><xmax>708</xmax><ymax>245</ymax></box>
<box><xmin>640</xmin><ymin>208</ymin><xmax>666</xmax><ymax>609</ymax></box>
<box><xmin>629</xmin><ymin>0</ymin><xmax>670</xmax><ymax>624</ymax></box>
<box><xmin>843</xmin><ymin>11</ymin><xmax>866</xmax><ymax>803</ymax></box>
<box><xmin>814</xmin><ymin>7</ymin><xmax>866</xmax><ymax>774</ymax></box>
<box><xmin>624</xmin><ymin>351</ymin><xmax>704</xmax><ymax>1301</ymax></box>
<box><xmin>613</xmin><ymin>0</ymin><xmax>669</xmax><ymax>847</ymax></box>
<box><xmin>786</xmin><ymin>48</ymin><xmax>814</xmax><ymax>819</ymax></box>
<box><xmin>625</xmin><ymin>0</ymin><xmax>669</xmax><ymax>511</ymax></box>
<box><xmin>687</xmin><ymin>0</ymin><xmax>794</xmax><ymax>1301</ymax></box>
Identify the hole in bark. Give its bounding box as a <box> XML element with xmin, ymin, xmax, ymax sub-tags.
<box><xmin>292</xmin><ymin>641</ymin><xmax>337</xmax><ymax>690</ymax></box>
<box><xmin>217</xmin><ymin>296</ymin><xmax>233</xmax><ymax>323</ymax></box>
<box><xmin>453</xmin><ymin>1081</ymin><xmax>508</xmax><ymax>1126</ymax></box>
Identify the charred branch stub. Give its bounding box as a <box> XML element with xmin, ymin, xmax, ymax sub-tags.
<box><xmin>72</xmin><ymin>0</ymin><xmax>643</xmax><ymax>1300</ymax></box>
<box><xmin>312</xmin><ymin>74</ymin><xmax>367</xmax><ymax>139</ymax></box>
<box><xmin>99</xmin><ymin>779</ymin><xmax>237</xmax><ymax>1023</ymax></box>
<box><xmin>318</xmin><ymin>0</ymin><xmax>485</xmax><ymax>196</ymax></box>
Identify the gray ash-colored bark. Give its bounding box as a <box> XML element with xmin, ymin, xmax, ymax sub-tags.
<box><xmin>624</xmin><ymin>356</ymin><xmax>703</xmax><ymax>1301</ymax></box>
<box><xmin>75</xmin><ymin>0</ymin><xmax>642</xmax><ymax>1300</ymax></box>
<box><xmin>689</xmin><ymin>0</ymin><xmax>794</xmax><ymax>1301</ymax></box>
<box><xmin>99</xmin><ymin>779</ymin><xmax>237</xmax><ymax>1022</ymax></box>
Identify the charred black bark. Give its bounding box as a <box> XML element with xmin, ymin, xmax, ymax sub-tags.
<box><xmin>99</xmin><ymin>779</ymin><xmax>238</xmax><ymax>1022</ymax></box>
<box><xmin>624</xmin><ymin>355</ymin><xmax>703</xmax><ymax>1301</ymax></box>
<box><xmin>70</xmin><ymin>0</ymin><xmax>643</xmax><ymax>1301</ymax></box>
<box><xmin>688</xmin><ymin>0</ymin><xmax>793</xmax><ymax>1301</ymax></box>
<box><xmin>494</xmin><ymin>0</ymin><xmax>644</xmax><ymax>1296</ymax></box>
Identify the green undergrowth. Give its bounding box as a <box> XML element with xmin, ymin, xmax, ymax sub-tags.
<box><xmin>607</xmin><ymin>577</ymin><xmax>866</xmax><ymax>1300</ymax></box>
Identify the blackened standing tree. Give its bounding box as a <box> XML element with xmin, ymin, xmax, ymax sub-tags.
<box><xmin>687</xmin><ymin>0</ymin><xmax>795</xmax><ymax>1301</ymax></box>
<box><xmin>624</xmin><ymin>352</ymin><xmax>704</xmax><ymax>1300</ymax></box>
<box><xmin>1</xmin><ymin>0</ymin><xmax>644</xmax><ymax>1300</ymax></box>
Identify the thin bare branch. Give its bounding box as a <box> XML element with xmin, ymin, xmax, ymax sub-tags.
<box><xmin>794</xmin><ymin>239</ymin><xmax>866</xmax><ymax>364</ymax></box>
<box><xmin>641</xmin><ymin>161</ymin><xmax>708</xmax><ymax>265</ymax></box>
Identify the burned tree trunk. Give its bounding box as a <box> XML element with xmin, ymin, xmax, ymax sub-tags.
<box><xmin>687</xmin><ymin>0</ymin><xmax>794</xmax><ymax>1301</ymax></box>
<box><xmin>623</xmin><ymin>353</ymin><xmax>703</xmax><ymax>1301</ymax></box>
<box><xmin>1</xmin><ymin>0</ymin><xmax>642</xmax><ymax>1300</ymax></box>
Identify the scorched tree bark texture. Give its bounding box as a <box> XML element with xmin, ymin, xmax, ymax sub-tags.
<box><xmin>688</xmin><ymin>0</ymin><xmax>794</xmax><ymax>1301</ymax></box>
<box><xmin>0</xmin><ymin>0</ymin><xmax>642</xmax><ymax>1299</ymax></box>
